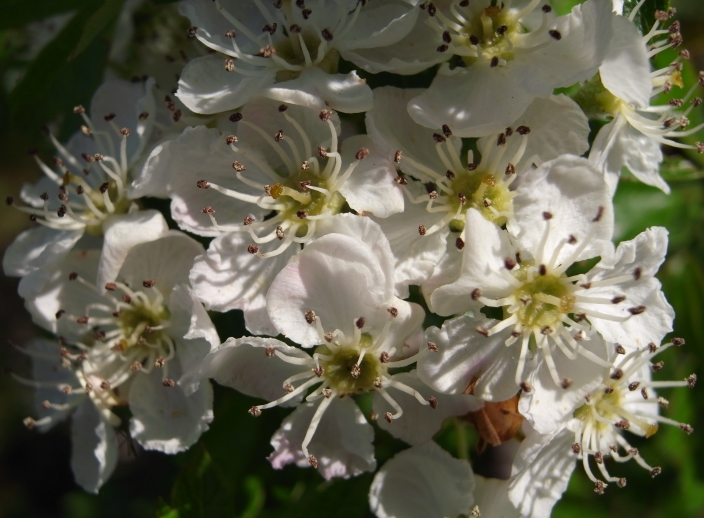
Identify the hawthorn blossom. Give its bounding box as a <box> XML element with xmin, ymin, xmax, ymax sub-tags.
<box><xmin>586</xmin><ymin>7</ymin><xmax>704</xmax><ymax>193</ymax></box>
<box><xmin>4</xmin><ymin>79</ymin><xmax>158</xmax><ymax>294</ymax></box>
<box><xmin>177</xmin><ymin>0</ymin><xmax>420</xmax><ymax>114</ymax></box>
<box><xmin>430</xmin><ymin>183</ymin><xmax>674</xmax><ymax>387</ymax></box>
<box><xmin>407</xmin><ymin>0</ymin><xmax>613</xmax><ymax>136</ymax></box>
<box><xmin>23</xmin><ymin>226</ymin><xmax>217</xmax><ymax>455</ymax></box>
<box><xmin>516</xmin><ymin>336</ymin><xmax>695</xmax><ymax>501</ymax></box>
<box><xmin>364</xmin><ymin>86</ymin><xmax>590</xmax><ymax>295</ymax></box>
<box><xmin>12</xmin><ymin>339</ymin><xmax>119</xmax><ymax>493</ymax></box>
<box><xmin>147</xmin><ymin>98</ymin><xmax>402</xmax><ymax>334</ymax></box>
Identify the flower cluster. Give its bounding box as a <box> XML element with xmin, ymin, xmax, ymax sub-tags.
<box><xmin>4</xmin><ymin>0</ymin><xmax>700</xmax><ymax>516</ymax></box>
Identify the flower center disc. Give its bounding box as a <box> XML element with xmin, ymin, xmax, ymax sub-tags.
<box><xmin>512</xmin><ymin>273</ymin><xmax>574</xmax><ymax>328</ymax></box>
<box><xmin>317</xmin><ymin>344</ymin><xmax>383</xmax><ymax>396</ymax></box>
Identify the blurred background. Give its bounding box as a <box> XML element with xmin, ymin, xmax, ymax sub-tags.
<box><xmin>0</xmin><ymin>0</ymin><xmax>703</xmax><ymax>517</ymax></box>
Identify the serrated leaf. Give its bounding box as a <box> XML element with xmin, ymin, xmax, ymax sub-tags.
<box><xmin>622</xmin><ymin>0</ymin><xmax>671</xmax><ymax>34</ymax></box>
<box><xmin>69</xmin><ymin>0</ymin><xmax>124</xmax><ymax>61</ymax></box>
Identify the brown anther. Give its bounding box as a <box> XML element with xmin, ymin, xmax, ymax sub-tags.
<box><xmin>428</xmin><ymin>190</ymin><xmax>438</xmax><ymax>200</ymax></box>
<box><xmin>615</xmin><ymin>344</ymin><xmax>626</xmax><ymax>355</ymax></box>
<box><xmin>548</xmin><ymin>29</ymin><xmax>562</xmax><ymax>40</ymax></box>
<box><xmin>104</xmin><ymin>113</ymin><xmax>116</xmax><ymax>121</ymax></box>
<box><xmin>384</xmin><ymin>412</ymin><xmax>393</xmax><ymax>423</ymax></box>
<box><xmin>355</xmin><ymin>148</ymin><xmax>370</xmax><ymax>160</ymax></box>
<box><xmin>61</xmin><ymin>385</ymin><xmax>73</xmax><ymax>395</ymax></box>
<box><xmin>445</xmin><ymin>170</ymin><xmax>455</xmax><ymax>180</ymax></box>
<box><xmin>457</xmin><ymin>193</ymin><xmax>467</xmax><ymax>205</ymax></box>
<box><xmin>324</xmin><ymin>333</ymin><xmax>333</xmax><ymax>343</ymax></box>
<box><xmin>442</xmin><ymin>31</ymin><xmax>452</xmax><ymax>44</ymax></box>
<box><xmin>247</xmin><ymin>244</ymin><xmax>259</xmax><ymax>254</ymax></box>
<box><xmin>202</xmin><ymin>206</ymin><xmax>215</xmax><ymax>215</ymax></box>
<box><xmin>265</xmin><ymin>346</ymin><xmax>275</xmax><ymax>358</ymax></box>
<box><xmin>505</xmin><ymin>163</ymin><xmax>516</xmax><ymax>175</ymax></box>
<box><xmin>467</xmin><ymin>163</ymin><xmax>478</xmax><ymax>171</ymax></box>
<box><xmin>490</xmin><ymin>56</ymin><xmax>499</xmax><ymax>67</ymax></box>
<box><xmin>76</xmin><ymin>185</ymin><xmax>84</xmax><ymax>195</ymax></box>
<box><xmin>504</xmin><ymin>257</ymin><xmax>516</xmax><ymax>270</ymax></box>
<box><xmin>276</xmin><ymin>226</ymin><xmax>285</xmax><ymax>240</ymax></box>
<box><xmin>687</xmin><ymin>374</ymin><xmax>697</xmax><ymax>388</ymax></box>
<box><xmin>561</xmin><ymin>378</ymin><xmax>572</xmax><ymax>389</ymax></box>
<box><xmin>350</xmin><ymin>364</ymin><xmax>361</xmax><ymax>378</ymax></box>
<box><xmin>651</xmin><ymin>361</ymin><xmax>664</xmax><ymax>372</ymax></box>
<box><xmin>196</xmin><ymin>179</ymin><xmax>210</xmax><ymax>189</ymax></box>
<box><xmin>243</xmin><ymin>216</ymin><xmax>255</xmax><ymax>225</ymax></box>
<box><xmin>615</xmin><ymin>420</ymin><xmax>630</xmax><ymax>430</ymax></box>
<box><xmin>641</xmin><ymin>388</ymin><xmax>648</xmax><ymax>399</ymax></box>
<box><xmin>610</xmin><ymin>368</ymin><xmax>624</xmax><ymax>380</ymax></box>
<box><xmin>76</xmin><ymin>316</ymin><xmax>89</xmax><ymax>324</ymax></box>
<box><xmin>497</xmin><ymin>133</ymin><xmax>506</xmax><ymax>146</ymax></box>
<box><xmin>274</xmin><ymin>130</ymin><xmax>284</xmax><ymax>142</ymax></box>
<box><xmin>516</xmin><ymin>125</ymin><xmax>531</xmax><ymax>135</ymax></box>
<box><xmin>23</xmin><ymin>417</ymin><xmax>36</xmax><ymax>429</ymax></box>
<box><xmin>99</xmin><ymin>182</ymin><xmax>110</xmax><ymax>194</ymax></box>
<box><xmin>672</xmin><ymin>337</ymin><xmax>685</xmax><ymax>346</ymax></box>
<box><xmin>259</xmin><ymin>45</ymin><xmax>276</xmax><ymax>57</ymax></box>
<box><xmin>283</xmin><ymin>383</ymin><xmax>294</xmax><ymax>393</ymax></box>
<box><xmin>471</xmin><ymin>288</ymin><xmax>482</xmax><ymax>300</ymax></box>
<box><xmin>296</xmin><ymin>210</ymin><xmax>307</xmax><ymax>219</ymax></box>
<box><xmin>432</xmin><ymin>133</ymin><xmax>446</xmax><ymax>143</ymax></box>
<box><xmin>262</xmin><ymin>23</ymin><xmax>277</xmax><ymax>34</ymax></box>
<box><xmin>300</xmin><ymin>161</ymin><xmax>310</xmax><ymax>171</ymax></box>
<box><xmin>68</xmin><ymin>272</ymin><xmax>78</xmax><ymax>281</ymax></box>
<box><xmin>5</xmin><ymin>196</ymin><xmax>13</xmax><ymax>206</ymax></box>
<box><xmin>650</xmin><ymin>467</ymin><xmax>662</xmax><ymax>477</ymax></box>
<box><xmin>456</xmin><ymin>237</ymin><xmax>465</xmax><ymax>250</ymax></box>
<box><xmin>228</xmin><ymin>112</ymin><xmax>242</xmax><ymax>124</ymax></box>
<box><xmin>249</xmin><ymin>406</ymin><xmax>262</xmax><ymax>417</ymax></box>
<box><xmin>313</xmin><ymin>366</ymin><xmax>324</xmax><ymax>377</ymax></box>
<box><xmin>305</xmin><ymin>310</ymin><xmax>316</xmax><ymax>324</ymax></box>
<box><xmin>323</xmin><ymin>388</ymin><xmax>333</xmax><ymax>398</ymax></box>
<box><xmin>594</xmin><ymin>481</ymin><xmax>606</xmax><ymax>495</ymax></box>
<box><xmin>538</xmin><ymin>264</ymin><xmax>547</xmax><ymax>276</ymax></box>
<box><xmin>571</xmin><ymin>442</ymin><xmax>581</xmax><ymax>454</ymax></box>
<box><xmin>496</xmin><ymin>25</ymin><xmax>508</xmax><ymax>35</ymax></box>
<box><xmin>319</xmin><ymin>110</ymin><xmax>332</xmax><ymax>121</ymax></box>
<box><xmin>380</xmin><ymin>352</ymin><xmax>390</xmax><ymax>363</ymax></box>
<box><xmin>120</xmin><ymin>128</ymin><xmax>131</xmax><ymax>137</ymax></box>
<box><xmin>542</xmin><ymin>211</ymin><xmax>553</xmax><ymax>220</ymax></box>
<box><xmin>520</xmin><ymin>381</ymin><xmax>532</xmax><ymax>393</ymax></box>
<box><xmin>542</xmin><ymin>4</ymin><xmax>552</xmax><ymax>12</ymax></box>
<box><xmin>289</xmin><ymin>24</ymin><xmax>301</xmax><ymax>33</ymax></box>
<box><xmin>387</xmin><ymin>307</ymin><xmax>398</xmax><ymax>318</ymax></box>
<box><xmin>427</xmin><ymin>396</ymin><xmax>438</xmax><ymax>409</ymax></box>
<box><xmin>142</xmin><ymin>279</ymin><xmax>156</xmax><ymax>288</ymax></box>
<box><xmin>131</xmin><ymin>362</ymin><xmax>143</xmax><ymax>372</ymax></box>
<box><xmin>73</xmin><ymin>105</ymin><xmax>85</xmax><ymax>114</ymax></box>
<box><xmin>355</xmin><ymin>317</ymin><xmax>365</xmax><ymax>329</ymax></box>
<box><xmin>624</xmin><ymin>380</ymin><xmax>639</xmax><ymax>390</ymax></box>
<box><xmin>475</xmin><ymin>326</ymin><xmax>489</xmax><ymax>337</ymax></box>
<box><xmin>611</xmin><ymin>295</ymin><xmax>626</xmax><ymax>304</ymax></box>
<box><xmin>628</xmin><ymin>305</ymin><xmax>646</xmax><ymax>315</ymax></box>
<box><xmin>594</xmin><ymin>451</ymin><xmax>604</xmax><ymax>464</ymax></box>
<box><xmin>680</xmin><ymin>423</ymin><xmax>694</xmax><ymax>434</ymax></box>
<box><xmin>437</xmin><ymin>44</ymin><xmax>449</xmax><ymax>52</ymax></box>
<box><xmin>541</xmin><ymin>326</ymin><xmax>552</xmax><ymax>335</ymax></box>
<box><xmin>418</xmin><ymin>224</ymin><xmax>427</xmax><ymax>236</ymax></box>
<box><xmin>100</xmin><ymin>380</ymin><xmax>111</xmax><ymax>390</ymax></box>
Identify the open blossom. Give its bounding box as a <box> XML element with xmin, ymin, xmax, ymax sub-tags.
<box><xmin>3</xmin><ymin>79</ymin><xmax>159</xmax><ymax>295</ymax></box>
<box><xmin>364</xmin><ymin>86</ymin><xmax>590</xmax><ymax>295</ymax></box>
<box><xmin>407</xmin><ymin>0</ymin><xmax>613</xmax><ymax>136</ymax></box>
<box><xmin>192</xmin><ymin>218</ymin><xmax>477</xmax><ymax>477</ymax></box>
<box><xmin>585</xmin><ymin>7</ymin><xmax>704</xmax><ymax>193</ymax></box>
<box><xmin>430</xmin><ymin>180</ymin><xmax>674</xmax><ymax>387</ymax></box>
<box><xmin>142</xmin><ymin>98</ymin><xmax>402</xmax><ymax>334</ymax></box>
<box><xmin>177</xmin><ymin>0</ymin><xmax>420</xmax><ymax>114</ymax></box>
<box><xmin>22</xmin><ymin>225</ymin><xmax>217</xmax><ymax>459</ymax></box>
<box><xmin>515</xmin><ymin>336</ymin><xmax>695</xmax><ymax>506</ymax></box>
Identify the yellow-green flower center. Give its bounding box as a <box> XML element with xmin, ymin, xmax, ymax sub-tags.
<box><xmin>315</xmin><ymin>336</ymin><xmax>385</xmax><ymax>396</ymax></box>
<box><xmin>512</xmin><ymin>271</ymin><xmax>575</xmax><ymax>329</ymax></box>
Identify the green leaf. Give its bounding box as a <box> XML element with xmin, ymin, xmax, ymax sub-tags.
<box><xmin>622</xmin><ymin>0</ymin><xmax>671</xmax><ymax>34</ymax></box>
<box><xmin>69</xmin><ymin>0</ymin><xmax>125</xmax><ymax>61</ymax></box>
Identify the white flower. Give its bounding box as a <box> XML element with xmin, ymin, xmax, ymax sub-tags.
<box><xmin>586</xmin><ymin>8</ymin><xmax>703</xmax><ymax>193</ymax></box>
<box><xmin>518</xmin><ymin>337</ymin><xmax>695</xmax><ymax>495</ymax></box>
<box><xmin>430</xmin><ymin>189</ymin><xmax>672</xmax><ymax>387</ymax></box>
<box><xmin>12</xmin><ymin>339</ymin><xmax>119</xmax><ymax>493</ymax></box>
<box><xmin>177</xmin><ymin>0</ymin><xmax>420</xmax><ymax>114</ymax></box>
<box><xmin>364</xmin><ymin>86</ymin><xmax>590</xmax><ymax>295</ymax></box>
<box><xmin>23</xmin><ymin>229</ymin><xmax>218</xmax><ymax>454</ymax></box>
<box><xmin>369</xmin><ymin>442</ymin><xmax>475</xmax><ymax>518</ymax></box>
<box><xmin>3</xmin><ymin>79</ymin><xmax>157</xmax><ymax>292</ymax></box>
<box><xmin>154</xmin><ymin>98</ymin><xmax>401</xmax><ymax>333</ymax></box>
<box><xmin>407</xmin><ymin>0</ymin><xmax>613</xmax><ymax>136</ymax></box>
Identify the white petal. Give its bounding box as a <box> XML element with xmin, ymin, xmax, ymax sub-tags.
<box><xmin>3</xmin><ymin>226</ymin><xmax>83</xmax><ymax>279</ymax></box>
<box><xmin>118</xmin><ymin>230</ymin><xmax>204</xmax><ymax>297</ymax></box>
<box><xmin>600</xmin><ymin>14</ymin><xmax>651</xmax><ymax>109</ymax></box>
<box><xmin>129</xmin><ymin>358</ymin><xmax>213</xmax><ymax>454</ymax></box>
<box><xmin>408</xmin><ymin>64</ymin><xmax>536</xmax><ymax>138</ymax></box>
<box><xmin>268</xmin><ymin>398</ymin><xmax>376</xmax><ymax>480</ymax></box>
<box><xmin>369</xmin><ymin>442</ymin><xmax>474</xmax><ymax>518</ymax></box>
<box><xmin>430</xmin><ymin>209</ymin><xmax>516</xmax><ymax>316</ymax></box>
<box><xmin>196</xmin><ymin>336</ymin><xmax>311</xmax><ymax>405</ymax></box>
<box><xmin>509</xmin><ymin>155</ymin><xmax>614</xmax><ymax>266</ymax></box>
<box><xmin>418</xmin><ymin>315</ymin><xmax>521</xmax><ymax>402</ymax></box>
<box><xmin>338</xmin><ymin>135</ymin><xmax>404</xmax><ymax>218</ymax></box>
<box><xmin>130</xmin><ymin>137</ymin><xmax>173</xmax><ymax>199</ymax></box>
<box><xmin>190</xmin><ymin>231</ymin><xmax>294</xmax><ymax>335</ymax></box>
<box><xmin>373</xmin><ymin>371</ymin><xmax>481</xmax><ymax>445</ymax></box>
<box><xmin>477</xmin><ymin>95</ymin><xmax>590</xmax><ymax>172</ymax></box>
<box><xmin>267</xmin><ymin>233</ymin><xmax>392</xmax><ymax>346</ymax></box>
<box><xmin>336</xmin><ymin>2</ymin><xmax>418</xmax><ymax>51</ymax></box>
<box><xmin>261</xmin><ymin>68</ymin><xmax>373</xmax><ymax>113</ymax></box>
<box><xmin>70</xmin><ymin>399</ymin><xmax>118</xmax><ymax>494</ymax></box>
<box><xmin>519</xmin><ymin>335</ymin><xmax>608</xmax><ymax>434</ymax></box>
<box><xmin>176</xmin><ymin>55</ymin><xmax>276</xmax><ymax>115</ymax></box>
<box><xmin>97</xmin><ymin>210</ymin><xmax>169</xmax><ymax>291</ymax></box>
<box><xmin>508</xmin><ymin>427</ymin><xmax>576</xmax><ymax>518</ymax></box>
<box><xmin>472</xmin><ymin>476</ymin><xmax>521</xmax><ymax>518</ymax></box>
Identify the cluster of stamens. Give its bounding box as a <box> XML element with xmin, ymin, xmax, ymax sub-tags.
<box><xmin>247</xmin><ymin>309</ymin><xmax>438</xmax><ymax>468</ymax></box>
<box><xmin>570</xmin><ymin>338</ymin><xmax>695</xmax><ymax>494</ymax></box>
<box><xmin>7</xmin><ymin>106</ymin><xmax>143</xmax><ymax>236</ymax></box>
<box><xmin>422</xmin><ymin>0</ymin><xmax>559</xmax><ymax>67</ymax></box>
<box><xmin>474</xmin><ymin>209</ymin><xmax>651</xmax><ymax>388</ymax></box>
<box><xmin>200</xmin><ymin>106</ymin><xmax>367</xmax><ymax>258</ymax></box>
<box><xmin>190</xmin><ymin>0</ymin><xmax>364</xmax><ymax>81</ymax></box>
<box><xmin>398</xmin><ymin>125</ymin><xmax>529</xmax><ymax>246</ymax></box>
